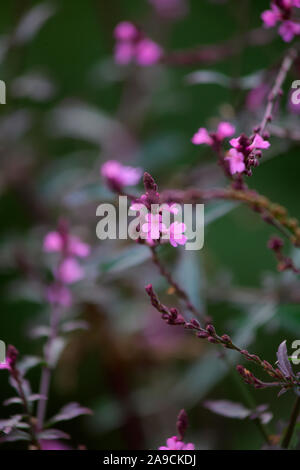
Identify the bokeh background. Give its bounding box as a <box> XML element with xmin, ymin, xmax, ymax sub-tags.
<box><xmin>0</xmin><ymin>0</ymin><xmax>299</xmax><ymax>450</ymax></box>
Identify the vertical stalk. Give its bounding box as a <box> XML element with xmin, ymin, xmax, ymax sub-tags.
<box><xmin>281</xmin><ymin>396</ymin><xmax>300</xmax><ymax>449</ymax></box>
<box><xmin>36</xmin><ymin>305</ymin><xmax>61</xmax><ymax>431</ymax></box>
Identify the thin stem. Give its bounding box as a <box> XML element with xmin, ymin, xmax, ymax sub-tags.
<box><xmin>36</xmin><ymin>305</ymin><xmax>61</xmax><ymax>431</ymax></box>
<box><xmin>161</xmin><ymin>187</ymin><xmax>300</xmax><ymax>247</ymax></box>
<box><xmin>281</xmin><ymin>395</ymin><xmax>300</xmax><ymax>449</ymax></box>
<box><xmin>13</xmin><ymin>372</ymin><xmax>40</xmax><ymax>448</ymax></box>
<box><xmin>150</xmin><ymin>246</ymin><xmax>209</xmax><ymax>325</ymax></box>
<box><xmin>258</xmin><ymin>48</ymin><xmax>297</xmax><ymax>137</ymax></box>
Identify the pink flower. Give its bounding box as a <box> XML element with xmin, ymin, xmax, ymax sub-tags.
<box><xmin>225</xmin><ymin>148</ymin><xmax>245</xmax><ymax>175</ymax></box>
<box><xmin>159</xmin><ymin>436</ymin><xmax>195</xmax><ymax>450</ymax></box>
<box><xmin>57</xmin><ymin>258</ymin><xmax>84</xmax><ymax>284</ymax></box>
<box><xmin>114</xmin><ymin>21</ymin><xmax>138</xmax><ymax>41</ymax></box>
<box><xmin>46</xmin><ymin>284</ymin><xmax>72</xmax><ymax>307</ymax></box>
<box><xmin>261</xmin><ymin>6</ymin><xmax>280</xmax><ymax>28</ymax></box>
<box><xmin>135</xmin><ymin>38</ymin><xmax>162</xmax><ymax>66</ymax></box>
<box><xmin>44</xmin><ymin>231</ymin><xmax>90</xmax><ymax>258</ymax></box>
<box><xmin>279</xmin><ymin>20</ymin><xmax>300</xmax><ymax>41</ymax></box>
<box><xmin>101</xmin><ymin>160</ymin><xmax>142</xmax><ymax>189</ymax></box>
<box><xmin>191</xmin><ymin>127</ymin><xmax>213</xmax><ymax>146</ymax></box>
<box><xmin>191</xmin><ymin>122</ymin><xmax>235</xmax><ymax>146</ymax></box>
<box><xmin>68</xmin><ymin>236</ymin><xmax>90</xmax><ymax>258</ymax></box>
<box><xmin>141</xmin><ymin>213</ymin><xmax>167</xmax><ymax>244</ymax></box>
<box><xmin>113</xmin><ymin>22</ymin><xmax>162</xmax><ymax>66</ymax></box>
<box><xmin>248</xmin><ymin>134</ymin><xmax>271</xmax><ymax>150</ymax></box>
<box><xmin>168</xmin><ymin>222</ymin><xmax>187</xmax><ymax>248</ymax></box>
<box><xmin>229</xmin><ymin>137</ymin><xmax>241</xmax><ymax>149</ymax></box>
<box><xmin>44</xmin><ymin>231</ymin><xmax>63</xmax><ymax>252</ymax></box>
<box><xmin>216</xmin><ymin>122</ymin><xmax>236</xmax><ymax>139</ymax></box>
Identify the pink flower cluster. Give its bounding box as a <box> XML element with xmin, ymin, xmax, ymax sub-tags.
<box><xmin>114</xmin><ymin>21</ymin><xmax>162</xmax><ymax>66</ymax></box>
<box><xmin>159</xmin><ymin>436</ymin><xmax>195</xmax><ymax>450</ymax></box>
<box><xmin>191</xmin><ymin>121</ymin><xmax>235</xmax><ymax>147</ymax></box>
<box><xmin>101</xmin><ymin>160</ymin><xmax>142</xmax><ymax>191</ymax></box>
<box><xmin>261</xmin><ymin>0</ymin><xmax>300</xmax><ymax>42</ymax></box>
<box><xmin>226</xmin><ymin>133</ymin><xmax>270</xmax><ymax>175</ymax></box>
<box><xmin>131</xmin><ymin>202</ymin><xmax>187</xmax><ymax>248</ymax></box>
<box><xmin>192</xmin><ymin>121</ymin><xmax>271</xmax><ymax>176</ymax></box>
<box><xmin>43</xmin><ymin>224</ymin><xmax>90</xmax><ymax>307</ymax></box>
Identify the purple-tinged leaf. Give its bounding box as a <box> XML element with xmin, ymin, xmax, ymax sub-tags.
<box><xmin>249</xmin><ymin>404</ymin><xmax>273</xmax><ymax>425</ymax></box>
<box><xmin>3</xmin><ymin>397</ymin><xmax>22</xmax><ymax>406</ymax></box>
<box><xmin>276</xmin><ymin>340</ymin><xmax>294</xmax><ymax>378</ymax></box>
<box><xmin>278</xmin><ymin>387</ymin><xmax>288</xmax><ymax>397</ymax></box>
<box><xmin>0</xmin><ymin>415</ymin><xmax>23</xmax><ymax>432</ymax></box>
<box><xmin>0</xmin><ymin>430</ymin><xmax>30</xmax><ymax>443</ymax></box>
<box><xmin>61</xmin><ymin>320</ymin><xmax>89</xmax><ymax>333</ymax></box>
<box><xmin>9</xmin><ymin>376</ymin><xmax>31</xmax><ymax>398</ymax></box>
<box><xmin>18</xmin><ymin>356</ymin><xmax>43</xmax><ymax>375</ymax></box>
<box><xmin>28</xmin><ymin>394</ymin><xmax>47</xmax><ymax>402</ymax></box>
<box><xmin>29</xmin><ymin>326</ymin><xmax>51</xmax><ymax>339</ymax></box>
<box><xmin>37</xmin><ymin>429</ymin><xmax>70</xmax><ymax>440</ymax></box>
<box><xmin>14</xmin><ymin>4</ymin><xmax>56</xmax><ymax>45</ymax></box>
<box><xmin>260</xmin><ymin>412</ymin><xmax>273</xmax><ymax>424</ymax></box>
<box><xmin>47</xmin><ymin>337</ymin><xmax>66</xmax><ymax>367</ymax></box>
<box><xmin>204</xmin><ymin>400</ymin><xmax>251</xmax><ymax>419</ymax></box>
<box><xmin>48</xmin><ymin>402</ymin><xmax>93</xmax><ymax>425</ymax></box>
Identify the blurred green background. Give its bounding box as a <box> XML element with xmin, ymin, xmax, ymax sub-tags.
<box><xmin>0</xmin><ymin>0</ymin><xmax>299</xmax><ymax>450</ymax></box>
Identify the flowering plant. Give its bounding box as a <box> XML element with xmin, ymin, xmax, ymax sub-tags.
<box><xmin>1</xmin><ymin>0</ymin><xmax>300</xmax><ymax>452</ymax></box>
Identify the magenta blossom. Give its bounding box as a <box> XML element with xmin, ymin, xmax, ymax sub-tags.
<box><xmin>114</xmin><ymin>21</ymin><xmax>138</xmax><ymax>41</ymax></box>
<box><xmin>101</xmin><ymin>160</ymin><xmax>142</xmax><ymax>191</ymax></box>
<box><xmin>279</xmin><ymin>20</ymin><xmax>300</xmax><ymax>41</ymax></box>
<box><xmin>159</xmin><ymin>436</ymin><xmax>195</xmax><ymax>450</ymax></box>
<box><xmin>113</xmin><ymin>21</ymin><xmax>162</xmax><ymax>66</ymax></box>
<box><xmin>141</xmin><ymin>213</ymin><xmax>167</xmax><ymax>245</ymax></box>
<box><xmin>44</xmin><ymin>232</ymin><xmax>90</xmax><ymax>258</ymax></box>
<box><xmin>248</xmin><ymin>134</ymin><xmax>271</xmax><ymax>151</ymax></box>
<box><xmin>261</xmin><ymin>4</ymin><xmax>281</xmax><ymax>28</ymax></box>
<box><xmin>225</xmin><ymin>148</ymin><xmax>246</xmax><ymax>175</ymax></box>
<box><xmin>230</xmin><ymin>134</ymin><xmax>270</xmax><ymax>152</ymax></box>
<box><xmin>135</xmin><ymin>38</ymin><xmax>163</xmax><ymax>66</ymax></box>
<box><xmin>46</xmin><ymin>284</ymin><xmax>72</xmax><ymax>307</ymax></box>
<box><xmin>57</xmin><ymin>258</ymin><xmax>84</xmax><ymax>284</ymax></box>
<box><xmin>261</xmin><ymin>1</ymin><xmax>300</xmax><ymax>42</ymax></box>
<box><xmin>168</xmin><ymin>222</ymin><xmax>187</xmax><ymax>248</ymax></box>
<box><xmin>191</xmin><ymin>122</ymin><xmax>235</xmax><ymax>147</ymax></box>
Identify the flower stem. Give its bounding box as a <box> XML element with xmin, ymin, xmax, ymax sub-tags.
<box><xmin>150</xmin><ymin>246</ymin><xmax>209</xmax><ymax>325</ymax></box>
<box><xmin>13</xmin><ymin>372</ymin><xmax>40</xmax><ymax>449</ymax></box>
<box><xmin>281</xmin><ymin>395</ymin><xmax>300</xmax><ymax>449</ymax></box>
<box><xmin>36</xmin><ymin>305</ymin><xmax>61</xmax><ymax>431</ymax></box>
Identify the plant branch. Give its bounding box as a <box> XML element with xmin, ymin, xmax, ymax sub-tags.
<box><xmin>281</xmin><ymin>395</ymin><xmax>300</xmax><ymax>449</ymax></box>
<box><xmin>150</xmin><ymin>246</ymin><xmax>210</xmax><ymax>325</ymax></box>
